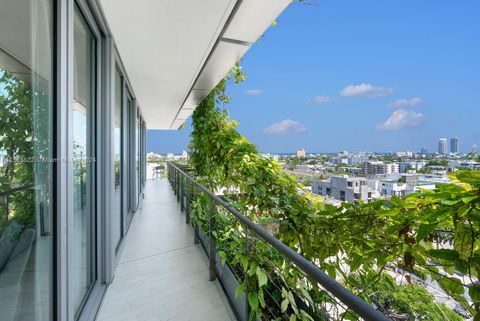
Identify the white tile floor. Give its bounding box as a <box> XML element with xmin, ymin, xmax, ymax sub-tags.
<box><xmin>96</xmin><ymin>179</ymin><xmax>235</xmax><ymax>321</ymax></box>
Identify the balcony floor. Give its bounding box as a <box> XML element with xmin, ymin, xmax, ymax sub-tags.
<box><xmin>96</xmin><ymin>179</ymin><xmax>235</xmax><ymax>321</ymax></box>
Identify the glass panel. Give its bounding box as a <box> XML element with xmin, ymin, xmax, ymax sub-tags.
<box><xmin>136</xmin><ymin>111</ymin><xmax>140</xmax><ymax>204</ymax></box>
<box><xmin>113</xmin><ymin>70</ymin><xmax>122</xmax><ymax>251</ymax></box>
<box><xmin>0</xmin><ymin>1</ymin><xmax>54</xmax><ymax>320</ymax></box>
<box><xmin>126</xmin><ymin>97</ymin><xmax>133</xmax><ymax>217</ymax></box>
<box><xmin>73</xmin><ymin>8</ymin><xmax>96</xmax><ymax>314</ymax></box>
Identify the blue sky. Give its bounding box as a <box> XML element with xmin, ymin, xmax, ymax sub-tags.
<box><xmin>147</xmin><ymin>0</ymin><xmax>480</xmax><ymax>154</ymax></box>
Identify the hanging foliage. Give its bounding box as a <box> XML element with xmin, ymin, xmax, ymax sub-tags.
<box><xmin>188</xmin><ymin>69</ymin><xmax>480</xmax><ymax>321</ymax></box>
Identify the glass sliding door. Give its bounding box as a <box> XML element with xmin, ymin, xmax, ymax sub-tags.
<box><xmin>113</xmin><ymin>69</ymin><xmax>122</xmax><ymax>252</ymax></box>
<box><xmin>72</xmin><ymin>7</ymin><xmax>96</xmax><ymax>315</ymax></box>
<box><xmin>136</xmin><ymin>110</ymin><xmax>140</xmax><ymax>206</ymax></box>
<box><xmin>0</xmin><ymin>1</ymin><xmax>54</xmax><ymax>320</ymax></box>
<box><xmin>126</xmin><ymin>96</ymin><xmax>134</xmax><ymax>221</ymax></box>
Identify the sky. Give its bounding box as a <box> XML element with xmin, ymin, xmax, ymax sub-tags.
<box><xmin>147</xmin><ymin>0</ymin><xmax>480</xmax><ymax>154</ymax></box>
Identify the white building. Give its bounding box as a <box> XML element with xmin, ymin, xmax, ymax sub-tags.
<box><xmin>438</xmin><ymin>138</ymin><xmax>448</xmax><ymax>155</ymax></box>
<box><xmin>396</xmin><ymin>151</ymin><xmax>413</xmax><ymax>158</ymax></box>
<box><xmin>296</xmin><ymin>148</ymin><xmax>306</xmax><ymax>157</ymax></box>
<box><xmin>348</xmin><ymin>154</ymin><xmax>369</xmax><ymax>165</ymax></box>
<box><xmin>379</xmin><ymin>180</ymin><xmax>407</xmax><ymax>197</ymax></box>
<box><xmin>448</xmin><ymin>160</ymin><xmax>480</xmax><ymax>170</ymax></box>
<box><xmin>406</xmin><ymin>182</ymin><xmax>437</xmax><ymax>194</ymax></box>
<box><xmin>312</xmin><ymin>175</ymin><xmax>374</xmax><ymax>203</ymax></box>
<box><xmin>362</xmin><ymin>161</ymin><xmax>399</xmax><ymax>175</ymax></box>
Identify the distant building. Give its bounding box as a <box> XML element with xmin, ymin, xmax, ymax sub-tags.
<box><xmin>361</xmin><ymin>161</ymin><xmax>399</xmax><ymax>175</ymax></box>
<box><xmin>312</xmin><ymin>175</ymin><xmax>374</xmax><ymax>203</ymax></box>
<box><xmin>438</xmin><ymin>138</ymin><xmax>448</xmax><ymax>155</ymax></box>
<box><xmin>331</xmin><ymin>156</ymin><xmax>348</xmax><ymax>165</ymax></box>
<box><xmin>401</xmin><ymin>175</ymin><xmax>420</xmax><ymax>187</ymax></box>
<box><xmin>420</xmin><ymin>147</ymin><xmax>427</xmax><ymax>155</ymax></box>
<box><xmin>379</xmin><ymin>180</ymin><xmax>407</xmax><ymax>197</ymax></box>
<box><xmin>362</xmin><ymin>161</ymin><xmax>385</xmax><ymax>175</ymax></box>
<box><xmin>348</xmin><ymin>154</ymin><xmax>369</xmax><ymax>165</ymax></box>
<box><xmin>450</xmin><ymin>137</ymin><xmax>459</xmax><ymax>154</ymax></box>
<box><xmin>473</xmin><ymin>144</ymin><xmax>478</xmax><ymax>154</ymax></box>
<box><xmin>406</xmin><ymin>182</ymin><xmax>437</xmax><ymax>195</ymax></box>
<box><xmin>448</xmin><ymin>160</ymin><xmax>480</xmax><ymax>170</ymax></box>
<box><xmin>337</xmin><ymin>166</ymin><xmax>362</xmax><ymax>175</ymax></box>
<box><xmin>399</xmin><ymin>160</ymin><xmax>426</xmax><ymax>173</ymax></box>
<box><xmin>296</xmin><ymin>148</ymin><xmax>306</xmax><ymax>157</ymax></box>
<box><xmin>395</xmin><ymin>151</ymin><xmax>413</xmax><ymax>158</ymax></box>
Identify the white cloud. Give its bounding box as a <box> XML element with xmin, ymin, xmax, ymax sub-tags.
<box><xmin>386</xmin><ymin>97</ymin><xmax>423</xmax><ymax>109</ymax></box>
<box><xmin>377</xmin><ymin>109</ymin><xmax>425</xmax><ymax>131</ymax></box>
<box><xmin>244</xmin><ymin>89</ymin><xmax>263</xmax><ymax>96</ymax></box>
<box><xmin>307</xmin><ymin>96</ymin><xmax>334</xmax><ymax>104</ymax></box>
<box><xmin>265</xmin><ymin>119</ymin><xmax>307</xmax><ymax>135</ymax></box>
<box><xmin>340</xmin><ymin>83</ymin><xmax>394</xmax><ymax>98</ymax></box>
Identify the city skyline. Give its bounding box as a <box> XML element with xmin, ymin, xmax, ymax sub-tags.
<box><xmin>147</xmin><ymin>1</ymin><xmax>480</xmax><ymax>154</ymax></box>
<box><xmin>147</xmin><ymin>134</ymin><xmax>477</xmax><ymax>155</ymax></box>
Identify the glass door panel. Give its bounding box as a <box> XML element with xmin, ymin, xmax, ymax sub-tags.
<box><xmin>72</xmin><ymin>7</ymin><xmax>96</xmax><ymax>315</ymax></box>
<box><xmin>113</xmin><ymin>70</ymin><xmax>122</xmax><ymax>251</ymax></box>
<box><xmin>0</xmin><ymin>1</ymin><xmax>54</xmax><ymax>320</ymax></box>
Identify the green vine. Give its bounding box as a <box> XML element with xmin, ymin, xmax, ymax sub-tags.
<box><xmin>187</xmin><ymin>68</ymin><xmax>480</xmax><ymax>321</ymax></box>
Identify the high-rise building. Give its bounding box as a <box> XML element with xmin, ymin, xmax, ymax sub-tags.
<box><xmin>438</xmin><ymin>138</ymin><xmax>448</xmax><ymax>155</ymax></box>
<box><xmin>473</xmin><ymin>144</ymin><xmax>478</xmax><ymax>154</ymax></box>
<box><xmin>420</xmin><ymin>147</ymin><xmax>427</xmax><ymax>155</ymax></box>
<box><xmin>450</xmin><ymin>137</ymin><xmax>459</xmax><ymax>154</ymax></box>
<box><xmin>296</xmin><ymin>148</ymin><xmax>306</xmax><ymax>157</ymax></box>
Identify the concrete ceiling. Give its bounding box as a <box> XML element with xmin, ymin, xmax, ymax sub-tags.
<box><xmin>98</xmin><ymin>0</ymin><xmax>291</xmax><ymax>129</ymax></box>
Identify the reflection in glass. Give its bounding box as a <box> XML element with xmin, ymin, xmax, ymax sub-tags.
<box><xmin>73</xmin><ymin>8</ymin><xmax>96</xmax><ymax>315</ymax></box>
<box><xmin>126</xmin><ymin>97</ymin><xmax>133</xmax><ymax>218</ymax></box>
<box><xmin>113</xmin><ymin>70</ymin><xmax>122</xmax><ymax>251</ymax></box>
<box><xmin>136</xmin><ymin>111</ymin><xmax>140</xmax><ymax>208</ymax></box>
<box><xmin>0</xmin><ymin>1</ymin><xmax>54</xmax><ymax>320</ymax></box>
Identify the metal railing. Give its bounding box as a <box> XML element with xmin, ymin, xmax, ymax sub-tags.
<box><xmin>167</xmin><ymin>161</ymin><xmax>391</xmax><ymax>321</ymax></box>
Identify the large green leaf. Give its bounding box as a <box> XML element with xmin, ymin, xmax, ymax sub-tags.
<box><xmin>438</xmin><ymin>277</ymin><xmax>464</xmax><ymax>295</ymax></box>
<box><xmin>256</xmin><ymin>267</ymin><xmax>268</xmax><ymax>288</ymax></box>
<box><xmin>469</xmin><ymin>285</ymin><xmax>480</xmax><ymax>302</ymax></box>
<box><xmin>416</xmin><ymin>222</ymin><xmax>438</xmax><ymax>242</ymax></box>
<box><xmin>248</xmin><ymin>291</ymin><xmax>259</xmax><ymax>310</ymax></box>
<box><xmin>427</xmin><ymin>249</ymin><xmax>460</xmax><ymax>262</ymax></box>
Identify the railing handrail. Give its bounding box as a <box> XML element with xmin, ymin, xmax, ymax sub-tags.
<box><xmin>167</xmin><ymin>161</ymin><xmax>391</xmax><ymax>321</ymax></box>
<box><xmin>0</xmin><ymin>184</ymin><xmax>35</xmax><ymax>197</ymax></box>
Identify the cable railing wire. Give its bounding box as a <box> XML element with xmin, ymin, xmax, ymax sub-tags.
<box><xmin>167</xmin><ymin>161</ymin><xmax>391</xmax><ymax>321</ymax></box>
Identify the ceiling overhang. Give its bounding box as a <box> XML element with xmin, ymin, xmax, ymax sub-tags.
<box><xmin>98</xmin><ymin>0</ymin><xmax>291</xmax><ymax>129</ymax></box>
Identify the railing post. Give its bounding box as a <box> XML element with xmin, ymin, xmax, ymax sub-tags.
<box><xmin>176</xmin><ymin>169</ymin><xmax>180</xmax><ymax>202</ymax></box>
<box><xmin>180</xmin><ymin>174</ymin><xmax>185</xmax><ymax>212</ymax></box>
<box><xmin>244</xmin><ymin>224</ymin><xmax>250</xmax><ymax>321</ymax></box>
<box><xmin>194</xmin><ymin>188</ymin><xmax>200</xmax><ymax>244</ymax></box>
<box><xmin>209</xmin><ymin>198</ymin><xmax>216</xmax><ymax>281</ymax></box>
<box><xmin>194</xmin><ymin>222</ymin><xmax>200</xmax><ymax>244</ymax></box>
<box><xmin>185</xmin><ymin>179</ymin><xmax>190</xmax><ymax>224</ymax></box>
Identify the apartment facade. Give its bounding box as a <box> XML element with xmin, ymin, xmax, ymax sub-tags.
<box><xmin>438</xmin><ymin>138</ymin><xmax>448</xmax><ymax>154</ymax></box>
<box><xmin>450</xmin><ymin>137</ymin><xmax>459</xmax><ymax>154</ymax></box>
<box><xmin>312</xmin><ymin>175</ymin><xmax>374</xmax><ymax>203</ymax></box>
<box><xmin>361</xmin><ymin>161</ymin><xmax>399</xmax><ymax>176</ymax></box>
<box><xmin>0</xmin><ymin>1</ymin><xmax>290</xmax><ymax>321</ymax></box>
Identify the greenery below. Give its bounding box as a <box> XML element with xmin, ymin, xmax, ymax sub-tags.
<box><xmin>363</xmin><ymin>274</ymin><xmax>463</xmax><ymax>321</ymax></box>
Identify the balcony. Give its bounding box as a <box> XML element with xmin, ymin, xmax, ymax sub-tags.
<box><xmin>96</xmin><ymin>178</ymin><xmax>235</xmax><ymax>321</ymax></box>
<box><xmin>96</xmin><ymin>162</ymin><xmax>390</xmax><ymax>321</ymax></box>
